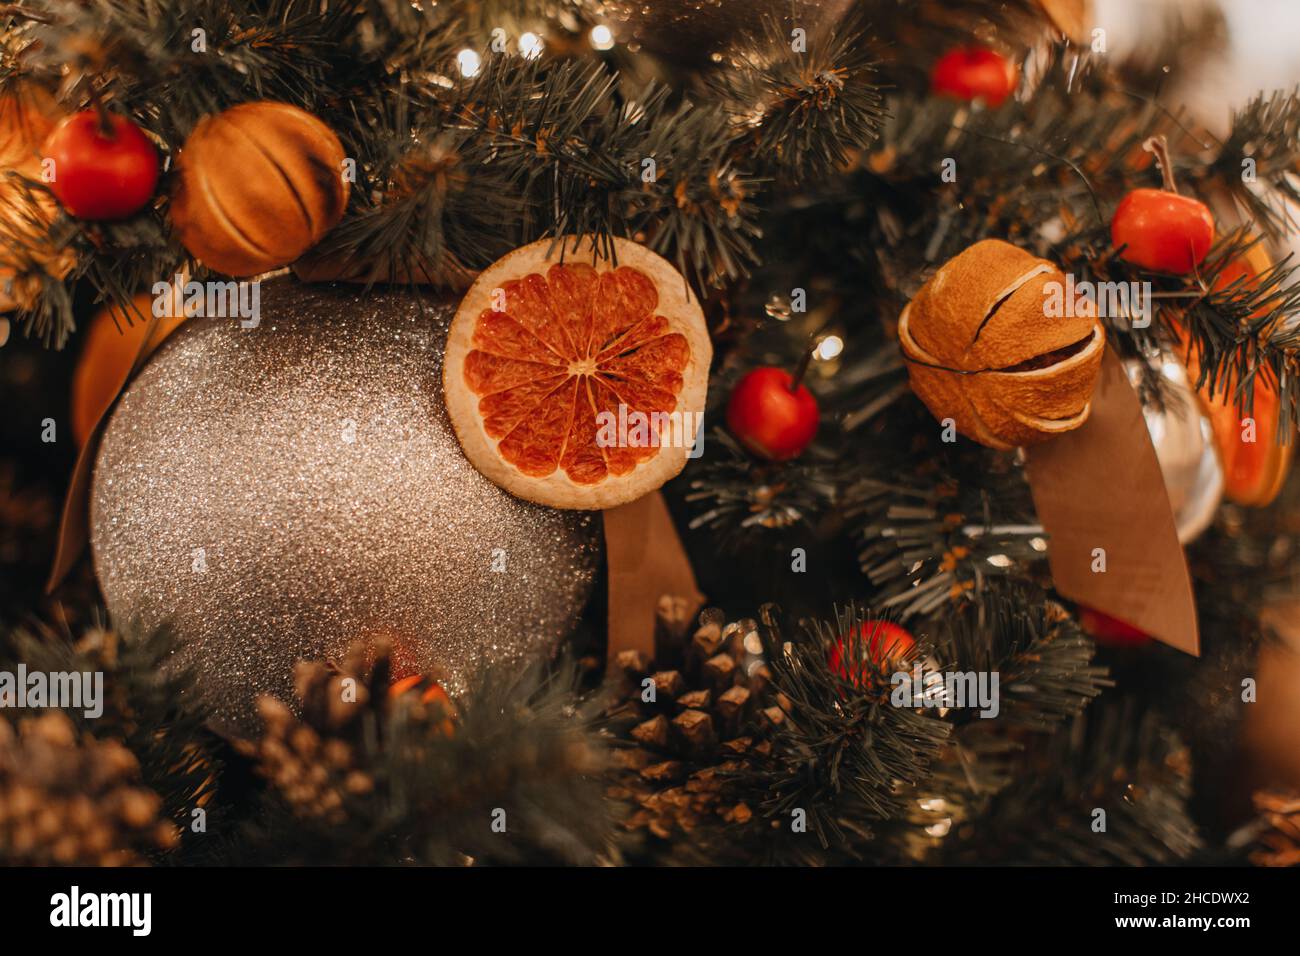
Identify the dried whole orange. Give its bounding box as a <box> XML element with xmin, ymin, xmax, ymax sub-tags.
<box><xmin>443</xmin><ymin>237</ymin><xmax>712</xmax><ymax>509</ymax></box>
<box><xmin>169</xmin><ymin>101</ymin><xmax>348</xmax><ymax>277</ymax></box>
<box><xmin>898</xmin><ymin>239</ymin><xmax>1105</xmax><ymax>450</ymax></box>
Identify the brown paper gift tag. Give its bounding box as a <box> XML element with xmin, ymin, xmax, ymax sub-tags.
<box><xmin>602</xmin><ymin>490</ymin><xmax>705</xmax><ymax>664</ymax></box>
<box><xmin>1025</xmin><ymin>349</ymin><xmax>1199</xmax><ymax>655</ymax></box>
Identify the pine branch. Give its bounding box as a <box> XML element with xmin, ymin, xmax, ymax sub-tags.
<box><xmin>0</xmin><ymin>622</ymin><xmax>221</xmax><ymax>843</ymax></box>
<box><xmin>940</xmin><ymin>702</ymin><xmax>1203</xmax><ymax>865</ymax></box>
<box><xmin>740</xmin><ymin>603</ymin><xmax>951</xmax><ymax>861</ymax></box>
<box><xmin>710</xmin><ymin>8</ymin><xmax>886</xmax><ymax>183</ymax></box>
<box><xmin>936</xmin><ymin>583</ymin><xmax>1110</xmax><ymax>733</ymax></box>
<box><xmin>845</xmin><ymin>428</ymin><xmax>1044</xmax><ymax>619</ymax></box>
<box><xmin>1203</xmin><ymin>89</ymin><xmax>1300</xmax><ymax>233</ymax></box>
<box><xmin>228</xmin><ymin>651</ymin><xmax>613</xmax><ymax>866</ymax></box>
<box><xmin>684</xmin><ymin>428</ymin><xmax>836</xmax><ymax>548</ymax></box>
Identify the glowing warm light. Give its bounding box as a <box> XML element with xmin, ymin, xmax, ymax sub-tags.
<box><xmin>925</xmin><ymin>819</ymin><xmax>953</xmax><ymax>837</ymax></box>
<box><xmin>457</xmin><ymin>48</ymin><xmax>481</xmax><ymax>77</ymax></box>
<box><xmin>519</xmin><ymin>32</ymin><xmax>544</xmax><ymax>59</ymax></box>
<box><xmin>590</xmin><ymin>25</ymin><xmax>614</xmax><ymax>50</ymax></box>
<box><xmin>813</xmin><ymin>335</ymin><xmax>843</xmax><ymax>361</ymax></box>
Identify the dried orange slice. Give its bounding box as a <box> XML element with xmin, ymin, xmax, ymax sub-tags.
<box><xmin>444</xmin><ymin>237</ymin><xmax>712</xmax><ymax>509</ymax></box>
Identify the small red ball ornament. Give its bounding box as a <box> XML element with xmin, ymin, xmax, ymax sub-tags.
<box><xmin>828</xmin><ymin>621</ymin><xmax>917</xmax><ymax>686</ymax></box>
<box><xmin>726</xmin><ymin>366</ymin><xmax>819</xmax><ymax>461</ymax></box>
<box><xmin>42</xmin><ymin>111</ymin><xmax>159</xmax><ymax>220</ymax></box>
<box><xmin>1078</xmin><ymin>607</ymin><xmax>1151</xmax><ymax>648</ymax></box>
<box><xmin>930</xmin><ymin>45</ymin><xmax>1019</xmax><ymax>107</ymax></box>
<box><xmin>1111</xmin><ymin>188</ymin><xmax>1214</xmax><ymax>274</ymax></box>
<box><xmin>1111</xmin><ymin>136</ymin><xmax>1214</xmax><ymax>274</ymax></box>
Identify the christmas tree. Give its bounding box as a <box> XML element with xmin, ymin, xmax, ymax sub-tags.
<box><xmin>2</xmin><ymin>0</ymin><xmax>1299</xmax><ymax>874</ymax></box>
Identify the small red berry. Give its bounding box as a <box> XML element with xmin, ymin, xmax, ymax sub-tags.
<box><xmin>1111</xmin><ymin>188</ymin><xmax>1214</xmax><ymax>274</ymax></box>
<box><xmin>42</xmin><ymin>111</ymin><xmax>159</xmax><ymax>220</ymax></box>
<box><xmin>1078</xmin><ymin>607</ymin><xmax>1151</xmax><ymax>648</ymax></box>
<box><xmin>828</xmin><ymin>621</ymin><xmax>917</xmax><ymax>686</ymax></box>
<box><xmin>931</xmin><ymin>45</ymin><xmax>1019</xmax><ymax>107</ymax></box>
<box><xmin>726</xmin><ymin>366</ymin><xmax>819</xmax><ymax>461</ymax></box>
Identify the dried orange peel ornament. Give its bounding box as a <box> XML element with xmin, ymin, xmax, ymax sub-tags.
<box><xmin>898</xmin><ymin>239</ymin><xmax>1105</xmax><ymax>450</ymax></box>
<box><xmin>443</xmin><ymin>237</ymin><xmax>712</xmax><ymax>510</ymax></box>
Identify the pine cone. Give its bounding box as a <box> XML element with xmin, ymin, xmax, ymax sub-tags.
<box><xmin>606</xmin><ymin>597</ymin><xmax>780</xmax><ymax>841</ymax></box>
<box><xmin>0</xmin><ymin>711</ymin><xmax>179</xmax><ymax>865</ymax></box>
<box><xmin>237</xmin><ymin>640</ymin><xmax>454</xmax><ymax>823</ymax></box>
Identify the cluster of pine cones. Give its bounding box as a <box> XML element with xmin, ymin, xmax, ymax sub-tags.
<box><xmin>0</xmin><ymin>710</ymin><xmax>178</xmax><ymax>865</ymax></box>
<box><xmin>236</xmin><ymin>640</ymin><xmax>454</xmax><ymax>823</ymax></box>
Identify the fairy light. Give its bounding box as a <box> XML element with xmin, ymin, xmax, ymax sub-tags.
<box><xmin>518</xmin><ymin>32</ymin><xmax>544</xmax><ymax>59</ymax></box>
<box><xmin>456</xmin><ymin>48</ymin><xmax>481</xmax><ymax>77</ymax></box>
<box><xmin>590</xmin><ymin>24</ymin><xmax>614</xmax><ymax>50</ymax></box>
<box><xmin>813</xmin><ymin>335</ymin><xmax>843</xmax><ymax>361</ymax></box>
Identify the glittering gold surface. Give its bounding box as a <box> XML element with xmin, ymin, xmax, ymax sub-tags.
<box><xmin>90</xmin><ymin>278</ymin><xmax>600</xmax><ymax>736</ymax></box>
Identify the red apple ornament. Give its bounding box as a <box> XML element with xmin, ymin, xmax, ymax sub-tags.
<box><xmin>42</xmin><ymin>111</ymin><xmax>159</xmax><ymax>221</ymax></box>
<box><xmin>1078</xmin><ymin>607</ymin><xmax>1151</xmax><ymax>648</ymax></box>
<box><xmin>828</xmin><ymin>621</ymin><xmax>917</xmax><ymax>687</ymax></box>
<box><xmin>930</xmin><ymin>45</ymin><xmax>1019</xmax><ymax>107</ymax></box>
<box><xmin>726</xmin><ymin>366</ymin><xmax>819</xmax><ymax>460</ymax></box>
<box><xmin>1111</xmin><ymin>137</ymin><xmax>1213</xmax><ymax>274</ymax></box>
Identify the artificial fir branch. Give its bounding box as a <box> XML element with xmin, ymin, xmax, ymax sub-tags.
<box><xmin>880</xmin><ymin>584</ymin><xmax>1111</xmax><ymax>860</ymax></box>
<box><xmin>935</xmin><ymin>585</ymin><xmax>1110</xmax><ymax>733</ymax></box>
<box><xmin>844</xmin><ymin>428</ymin><xmax>1044</xmax><ymax>619</ymax></box>
<box><xmin>0</xmin><ymin>622</ymin><xmax>220</xmax><ymax>843</ymax></box>
<box><xmin>710</xmin><ymin>9</ymin><xmax>886</xmax><ymax>183</ymax></box>
<box><xmin>685</xmin><ymin>428</ymin><xmax>836</xmax><ymax>547</ymax></box>
<box><xmin>1204</xmin><ymin>89</ymin><xmax>1300</xmax><ymax>234</ymax></box>
<box><xmin>227</xmin><ymin>643</ymin><xmax>613</xmax><ymax>865</ymax></box>
<box><xmin>939</xmin><ymin>703</ymin><xmax>1202</xmax><ymax>865</ymax></box>
<box><xmin>747</xmin><ymin>603</ymin><xmax>951</xmax><ymax>860</ymax></box>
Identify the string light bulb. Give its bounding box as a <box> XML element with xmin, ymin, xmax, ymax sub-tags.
<box><xmin>813</xmin><ymin>335</ymin><xmax>843</xmax><ymax>361</ymax></box>
<box><xmin>590</xmin><ymin>25</ymin><xmax>614</xmax><ymax>50</ymax></box>
<box><xmin>518</xmin><ymin>32</ymin><xmax>544</xmax><ymax>59</ymax></box>
<box><xmin>456</xmin><ymin>49</ymin><xmax>481</xmax><ymax>77</ymax></box>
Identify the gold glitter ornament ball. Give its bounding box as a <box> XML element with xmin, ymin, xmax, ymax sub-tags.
<box><xmin>90</xmin><ymin>278</ymin><xmax>601</xmax><ymax>737</ymax></box>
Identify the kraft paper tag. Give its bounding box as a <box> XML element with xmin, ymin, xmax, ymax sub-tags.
<box><xmin>1025</xmin><ymin>349</ymin><xmax>1199</xmax><ymax>655</ymax></box>
<box><xmin>602</xmin><ymin>490</ymin><xmax>705</xmax><ymax>664</ymax></box>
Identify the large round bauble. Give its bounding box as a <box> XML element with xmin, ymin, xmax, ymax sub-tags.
<box><xmin>1125</xmin><ymin>356</ymin><xmax>1222</xmax><ymax>544</ymax></box>
<box><xmin>90</xmin><ymin>278</ymin><xmax>601</xmax><ymax>736</ymax></box>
